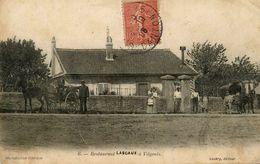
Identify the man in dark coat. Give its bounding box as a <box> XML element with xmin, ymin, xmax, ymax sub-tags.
<box><xmin>79</xmin><ymin>80</ymin><xmax>89</xmax><ymax>114</ymax></box>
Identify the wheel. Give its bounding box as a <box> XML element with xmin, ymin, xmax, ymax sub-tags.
<box><xmin>65</xmin><ymin>92</ymin><xmax>80</xmax><ymax>113</ymax></box>
<box><xmin>48</xmin><ymin>99</ymin><xmax>57</xmax><ymax>111</ymax></box>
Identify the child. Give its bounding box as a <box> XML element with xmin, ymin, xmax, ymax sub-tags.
<box><xmin>200</xmin><ymin>95</ymin><xmax>209</xmax><ymax>113</ymax></box>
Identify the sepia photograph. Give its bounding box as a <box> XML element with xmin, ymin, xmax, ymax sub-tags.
<box><xmin>0</xmin><ymin>0</ymin><xmax>260</xmax><ymax>163</ymax></box>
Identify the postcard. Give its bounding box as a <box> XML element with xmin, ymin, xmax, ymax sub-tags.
<box><xmin>0</xmin><ymin>0</ymin><xmax>260</xmax><ymax>163</ymax></box>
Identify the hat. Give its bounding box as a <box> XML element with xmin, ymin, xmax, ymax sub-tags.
<box><xmin>81</xmin><ymin>80</ymin><xmax>85</xmax><ymax>84</ymax></box>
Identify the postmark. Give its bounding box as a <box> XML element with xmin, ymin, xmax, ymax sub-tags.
<box><xmin>122</xmin><ymin>0</ymin><xmax>163</xmax><ymax>53</ymax></box>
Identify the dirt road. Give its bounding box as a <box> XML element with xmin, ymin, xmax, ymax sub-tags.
<box><xmin>0</xmin><ymin>114</ymin><xmax>260</xmax><ymax>149</ymax></box>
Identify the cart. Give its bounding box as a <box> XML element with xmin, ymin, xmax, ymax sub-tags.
<box><xmin>47</xmin><ymin>84</ymin><xmax>80</xmax><ymax>113</ymax></box>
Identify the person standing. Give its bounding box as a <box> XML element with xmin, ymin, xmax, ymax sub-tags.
<box><xmin>248</xmin><ymin>90</ymin><xmax>255</xmax><ymax>113</ymax></box>
<box><xmin>147</xmin><ymin>89</ymin><xmax>154</xmax><ymax>113</ymax></box>
<box><xmin>201</xmin><ymin>94</ymin><xmax>209</xmax><ymax>113</ymax></box>
<box><xmin>79</xmin><ymin>80</ymin><xmax>89</xmax><ymax>114</ymax></box>
<box><xmin>191</xmin><ymin>89</ymin><xmax>199</xmax><ymax>113</ymax></box>
<box><xmin>147</xmin><ymin>88</ymin><xmax>159</xmax><ymax>114</ymax></box>
<box><xmin>174</xmin><ymin>87</ymin><xmax>182</xmax><ymax>113</ymax></box>
<box><xmin>224</xmin><ymin>91</ymin><xmax>233</xmax><ymax>114</ymax></box>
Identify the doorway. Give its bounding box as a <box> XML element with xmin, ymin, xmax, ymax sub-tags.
<box><xmin>137</xmin><ymin>83</ymin><xmax>149</xmax><ymax>96</ymax></box>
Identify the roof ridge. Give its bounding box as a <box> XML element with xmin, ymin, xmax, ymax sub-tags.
<box><xmin>55</xmin><ymin>48</ymin><xmax>171</xmax><ymax>51</ymax></box>
<box><xmin>56</xmin><ymin>48</ymin><xmax>106</xmax><ymax>51</ymax></box>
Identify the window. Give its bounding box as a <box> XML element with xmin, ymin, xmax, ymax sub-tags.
<box><xmin>88</xmin><ymin>84</ymin><xmax>96</xmax><ymax>95</ymax></box>
<box><xmin>97</xmin><ymin>83</ymin><xmax>111</xmax><ymax>95</ymax></box>
<box><xmin>111</xmin><ymin>84</ymin><xmax>136</xmax><ymax>96</ymax></box>
<box><xmin>120</xmin><ymin>84</ymin><xmax>136</xmax><ymax>96</ymax></box>
<box><xmin>111</xmin><ymin>84</ymin><xmax>120</xmax><ymax>95</ymax></box>
<box><xmin>94</xmin><ymin>83</ymin><xmax>137</xmax><ymax>96</ymax></box>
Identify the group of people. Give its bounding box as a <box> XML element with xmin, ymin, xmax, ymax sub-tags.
<box><xmin>147</xmin><ymin>86</ymin><xmax>208</xmax><ymax>113</ymax></box>
<box><xmin>173</xmin><ymin>87</ymin><xmax>208</xmax><ymax>113</ymax></box>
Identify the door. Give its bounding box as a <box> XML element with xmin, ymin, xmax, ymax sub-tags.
<box><xmin>137</xmin><ymin>83</ymin><xmax>149</xmax><ymax>96</ymax></box>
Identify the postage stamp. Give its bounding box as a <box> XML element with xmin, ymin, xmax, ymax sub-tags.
<box><xmin>122</xmin><ymin>0</ymin><xmax>162</xmax><ymax>51</ymax></box>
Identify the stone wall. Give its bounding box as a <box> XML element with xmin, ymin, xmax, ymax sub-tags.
<box><xmin>206</xmin><ymin>97</ymin><xmax>225</xmax><ymax>113</ymax></box>
<box><xmin>0</xmin><ymin>92</ymin><xmax>167</xmax><ymax>113</ymax></box>
<box><xmin>88</xmin><ymin>96</ymin><xmax>167</xmax><ymax>113</ymax></box>
<box><xmin>154</xmin><ymin>98</ymin><xmax>167</xmax><ymax>113</ymax></box>
<box><xmin>88</xmin><ymin>96</ymin><xmax>147</xmax><ymax>113</ymax></box>
<box><xmin>1</xmin><ymin>93</ymin><xmax>252</xmax><ymax>114</ymax></box>
<box><xmin>0</xmin><ymin>92</ymin><xmax>41</xmax><ymax>111</ymax></box>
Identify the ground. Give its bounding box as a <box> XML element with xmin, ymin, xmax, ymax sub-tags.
<box><xmin>0</xmin><ymin>113</ymin><xmax>260</xmax><ymax>149</ymax></box>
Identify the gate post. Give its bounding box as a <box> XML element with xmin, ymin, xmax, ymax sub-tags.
<box><xmin>161</xmin><ymin>75</ymin><xmax>176</xmax><ymax>113</ymax></box>
<box><xmin>178</xmin><ymin>75</ymin><xmax>192</xmax><ymax>113</ymax></box>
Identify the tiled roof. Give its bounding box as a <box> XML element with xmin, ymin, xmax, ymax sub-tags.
<box><xmin>55</xmin><ymin>48</ymin><xmax>197</xmax><ymax>75</ymax></box>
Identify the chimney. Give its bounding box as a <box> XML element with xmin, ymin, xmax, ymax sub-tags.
<box><xmin>106</xmin><ymin>27</ymin><xmax>114</xmax><ymax>61</ymax></box>
<box><xmin>52</xmin><ymin>36</ymin><xmax>56</xmax><ymax>49</ymax></box>
<box><xmin>51</xmin><ymin>36</ymin><xmax>56</xmax><ymax>76</ymax></box>
<box><xmin>180</xmin><ymin>46</ymin><xmax>186</xmax><ymax>65</ymax></box>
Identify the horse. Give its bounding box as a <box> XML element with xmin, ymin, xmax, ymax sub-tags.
<box><xmin>15</xmin><ymin>76</ymin><xmax>49</xmax><ymax>113</ymax></box>
<box><xmin>220</xmin><ymin>82</ymin><xmax>255</xmax><ymax>114</ymax></box>
<box><xmin>223</xmin><ymin>93</ymin><xmax>247</xmax><ymax>114</ymax></box>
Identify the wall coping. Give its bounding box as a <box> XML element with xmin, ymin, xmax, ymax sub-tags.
<box><xmin>178</xmin><ymin>75</ymin><xmax>192</xmax><ymax>80</ymax></box>
<box><xmin>160</xmin><ymin>75</ymin><xmax>176</xmax><ymax>80</ymax></box>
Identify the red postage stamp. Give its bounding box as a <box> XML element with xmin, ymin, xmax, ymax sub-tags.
<box><xmin>122</xmin><ymin>0</ymin><xmax>162</xmax><ymax>47</ymax></box>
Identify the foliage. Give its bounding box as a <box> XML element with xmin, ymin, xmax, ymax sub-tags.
<box><xmin>186</xmin><ymin>41</ymin><xmax>228</xmax><ymax>75</ymax></box>
<box><xmin>186</xmin><ymin>41</ymin><xmax>257</xmax><ymax>96</ymax></box>
<box><xmin>0</xmin><ymin>37</ymin><xmax>50</xmax><ymax>89</ymax></box>
<box><xmin>186</xmin><ymin>41</ymin><xmax>228</xmax><ymax>96</ymax></box>
<box><xmin>231</xmin><ymin>55</ymin><xmax>257</xmax><ymax>81</ymax></box>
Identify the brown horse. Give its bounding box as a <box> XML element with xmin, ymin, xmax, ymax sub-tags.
<box><xmin>15</xmin><ymin>76</ymin><xmax>49</xmax><ymax>113</ymax></box>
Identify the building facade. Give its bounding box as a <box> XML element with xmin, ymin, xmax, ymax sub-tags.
<box><xmin>50</xmin><ymin>32</ymin><xmax>197</xmax><ymax>96</ymax></box>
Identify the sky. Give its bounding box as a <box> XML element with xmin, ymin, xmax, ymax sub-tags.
<box><xmin>0</xmin><ymin>0</ymin><xmax>260</xmax><ymax>64</ymax></box>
